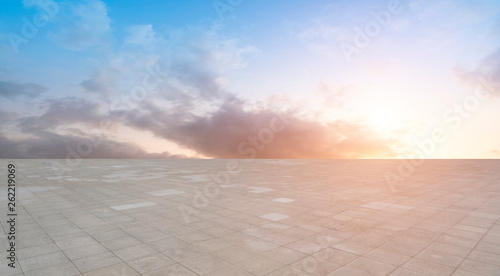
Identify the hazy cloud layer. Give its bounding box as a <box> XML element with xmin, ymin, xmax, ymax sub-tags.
<box><xmin>116</xmin><ymin>97</ymin><xmax>396</xmax><ymax>158</ymax></box>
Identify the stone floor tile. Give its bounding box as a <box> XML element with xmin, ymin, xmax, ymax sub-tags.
<box><xmin>285</xmin><ymin>239</ymin><xmax>325</xmax><ymax>255</ymax></box>
<box><xmin>180</xmin><ymin>254</ymin><xmax>229</xmax><ymax>275</ymax></box>
<box><xmin>260</xmin><ymin>213</ymin><xmax>291</xmax><ymax>221</ymax></box>
<box><xmin>18</xmin><ymin>251</ymin><xmax>71</xmax><ymax>272</ymax></box>
<box><xmin>291</xmin><ymin>256</ymin><xmax>341</xmax><ymax>275</ymax></box>
<box><xmin>23</xmin><ymin>262</ymin><xmax>81</xmax><ymax>276</ymax></box>
<box><xmin>212</xmin><ymin>245</ymin><xmax>257</xmax><ymax>264</ymax></box>
<box><xmin>332</xmin><ymin>239</ymin><xmax>375</xmax><ymax>255</ymax></box>
<box><xmin>112</xmin><ymin>244</ymin><xmax>157</xmax><ymax>261</ymax></box>
<box><xmin>204</xmin><ymin>264</ymin><xmax>255</xmax><ymax>276</ymax></box>
<box><xmin>401</xmin><ymin>258</ymin><xmax>456</xmax><ymax>275</ymax></box>
<box><xmin>458</xmin><ymin>258</ymin><xmax>500</xmax><ymax>275</ymax></box>
<box><xmin>83</xmin><ymin>262</ymin><xmax>139</xmax><ymax>276</ymax></box>
<box><xmin>328</xmin><ymin>266</ymin><xmax>371</xmax><ymax>276</ymax></box>
<box><xmin>63</xmin><ymin>243</ymin><xmax>109</xmax><ymax>260</ymax></box>
<box><xmin>72</xmin><ymin>252</ymin><xmax>123</xmax><ymax>273</ymax></box>
<box><xmin>236</xmin><ymin>255</ymin><xmax>286</xmax><ymax>275</ymax></box>
<box><xmin>143</xmin><ymin>263</ymin><xmax>197</xmax><ymax>276</ymax></box>
<box><xmin>127</xmin><ymin>253</ymin><xmax>175</xmax><ymax>274</ymax></box>
<box><xmin>17</xmin><ymin>243</ymin><xmax>60</xmax><ymax>259</ymax></box>
<box><xmin>364</xmin><ymin>248</ymin><xmax>411</xmax><ymax>267</ymax></box>
<box><xmin>415</xmin><ymin>248</ymin><xmax>464</xmax><ymax>268</ymax></box>
<box><xmin>265</xmin><ymin>247</ymin><xmax>308</xmax><ymax>264</ymax></box>
<box><xmin>345</xmin><ymin>256</ymin><xmax>398</xmax><ymax>276</ymax></box>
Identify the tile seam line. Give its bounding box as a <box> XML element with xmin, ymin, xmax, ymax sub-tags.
<box><xmin>18</xmin><ymin>190</ymin><xmax>88</xmax><ymax>275</ymax></box>
<box><xmin>449</xmin><ymin>206</ymin><xmax>500</xmax><ymax>275</ymax></box>
<box><xmin>18</xmin><ymin>165</ymin><xmax>142</xmax><ymax>276</ymax></box>
<box><xmin>364</xmin><ymin>207</ymin><xmax>470</xmax><ymax>275</ymax></box>
<box><xmin>9</xmin><ymin>166</ymin><xmax>48</xmax><ymax>276</ymax></box>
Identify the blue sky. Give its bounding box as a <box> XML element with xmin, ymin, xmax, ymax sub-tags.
<box><xmin>0</xmin><ymin>0</ymin><xmax>499</xmax><ymax>159</ymax></box>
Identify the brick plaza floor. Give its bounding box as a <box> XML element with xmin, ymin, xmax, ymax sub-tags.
<box><xmin>0</xmin><ymin>159</ymin><xmax>499</xmax><ymax>275</ymax></box>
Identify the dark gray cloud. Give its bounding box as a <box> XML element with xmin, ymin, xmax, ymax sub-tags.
<box><xmin>0</xmin><ymin>96</ymin><xmax>187</xmax><ymax>159</ymax></box>
<box><xmin>0</xmin><ymin>81</ymin><xmax>47</xmax><ymax>99</ymax></box>
<box><xmin>0</xmin><ymin>134</ymin><xmax>20</xmax><ymax>158</ymax></box>
<box><xmin>19</xmin><ymin>97</ymin><xmax>104</xmax><ymax>131</ymax></box>
<box><xmin>81</xmin><ymin>78</ymin><xmax>107</xmax><ymax>94</ymax></box>
<box><xmin>80</xmin><ymin>69</ymin><xmax>116</xmax><ymax>98</ymax></box>
<box><xmin>0</xmin><ymin>111</ymin><xmax>19</xmax><ymax>125</ymax></box>
<box><xmin>0</xmin><ymin>131</ymin><xmax>186</xmax><ymax>159</ymax></box>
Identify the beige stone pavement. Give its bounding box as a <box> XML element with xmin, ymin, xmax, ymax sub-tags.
<box><xmin>0</xmin><ymin>159</ymin><xmax>499</xmax><ymax>275</ymax></box>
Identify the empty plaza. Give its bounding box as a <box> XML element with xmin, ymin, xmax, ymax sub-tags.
<box><xmin>1</xmin><ymin>159</ymin><xmax>499</xmax><ymax>275</ymax></box>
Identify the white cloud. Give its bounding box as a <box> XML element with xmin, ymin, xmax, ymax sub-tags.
<box><xmin>125</xmin><ymin>24</ymin><xmax>156</xmax><ymax>45</ymax></box>
<box><xmin>49</xmin><ymin>0</ymin><xmax>111</xmax><ymax>50</ymax></box>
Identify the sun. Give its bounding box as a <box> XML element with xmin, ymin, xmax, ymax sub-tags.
<box><xmin>371</xmin><ymin>108</ymin><xmax>394</xmax><ymax>128</ymax></box>
<box><xmin>366</xmin><ymin>102</ymin><xmax>397</xmax><ymax>132</ymax></box>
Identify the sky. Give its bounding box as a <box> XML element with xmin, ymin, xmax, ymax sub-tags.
<box><xmin>0</xmin><ymin>0</ymin><xmax>499</xmax><ymax>159</ymax></box>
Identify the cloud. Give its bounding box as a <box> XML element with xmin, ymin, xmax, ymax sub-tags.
<box><xmin>1</xmin><ymin>25</ymin><xmax>263</xmax><ymax>159</ymax></box>
<box><xmin>117</xmin><ymin>97</ymin><xmax>396</xmax><ymax>158</ymax></box>
<box><xmin>49</xmin><ymin>0</ymin><xmax>111</xmax><ymax>50</ymax></box>
<box><xmin>409</xmin><ymin>0</ymin><xmax>500</xmax><ymax>53</ymax></box>
<box><xmin>2</xmin><ymin>23</ymin><xmax>396</xmax><ymax>159</ymax></box>
<box><xmin>455</xmin><ymin>47</ymin><xmax>500</xmax><ymax>95</ymax></box>
<box><xmin>125</xmin><ymin>24</ymin><xmax>156</xmax><ymax>45</ymax></box>
<box><xmin>19</xmin><ymin>97</ymin><xmax>105</xmax><ymax>131</ymax></box>
<box><xmin>0</xmin><ymin>111</ymin><xmax>18</xmax><ymax>121</ymax></box>
<box><xmin>86</xmin><ymin>27</ymin><xmax>255</xmax><ymax>108</ymax></box>
<box><xmin>0</xmin><ymin>131</ymin><xmax>186</xmax><ymax>159</ymax></box>
<box><xmin>480</xmin><ymin>49</ymin><xmax>500</xmax><ymax>84</ymax></box>
<box><xmin>152</xmin><ymin>28</ymin><xmax>255</xmax><ymax>101</ymax></box>
<box><xmin>0</xmin><ymin>81</ymin><xmax>47</xmax><ymax>99</ymax></box>
<box><xmin>70</xmin><ymin>25</ymin><xmax>395</xmax><ymax>159</ymax></box>
<box><xmin>80</xmin><ymin>68</ymin><xmax>117</xmax><ymax>98</ymax></box>
<box><xmin>0</xmin><ymin>97</ymin><xmax>187</xmax><ymax>159</ymax></box>
<box><xmin>0</xmin><ymin>111</ymin><xmax>20</xmax><ymax>129</ymax></box>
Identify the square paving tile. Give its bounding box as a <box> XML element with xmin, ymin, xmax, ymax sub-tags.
<box><xmin>260</xmin><ymin>213</ymin><xmax>290</xmax><ymax>221</ymax></box>
<box><xmin>146</xmin><ymin>189</ymin><xmax>186</xmax><ymax>196</ymax></box>
<box><xmin>112</xmin><ymin>244</ymin><xmax>158</xmax><ymax>261</ymax></box>
<box><xmin>142</xmin><ymin>263</ymin><xmax>197</xmax><ymax>276</ymax></box>
<box><xmin>127</xmin><ymin>253</ymin><xmax>175</xmax><ymax>274</ymax></box>
<box><xmin>273</xmin><ymin>198</ymin><xmax>295</xmax><ymax>203</ymax></box>
<box><xmin>111</xmin><ymin>202</ymin><xmax>156</xmax><ymax>211</ymax></box>
<box><xmin>180</xmin><ymin>254</ymin><xmax>229</xmax><ymax>275</ymax></box>
<box><xmin>236</xmin><ymin>255</ymin><xmax>285</xmax><ymax>275</ymax></box>
<box><xmin>212</xmin><ymin>246</ymin><xmax>257</xmax><ymax>264</ymax></box>
<box><xmin>83</xmin><ymin>262</ymin><xmax>139</xmax><ymax>276</ymax></box>
<box><xmin>72</xmin><ymin>252</ymin><xmax>123</xmax><ymax>273</ymax></box>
